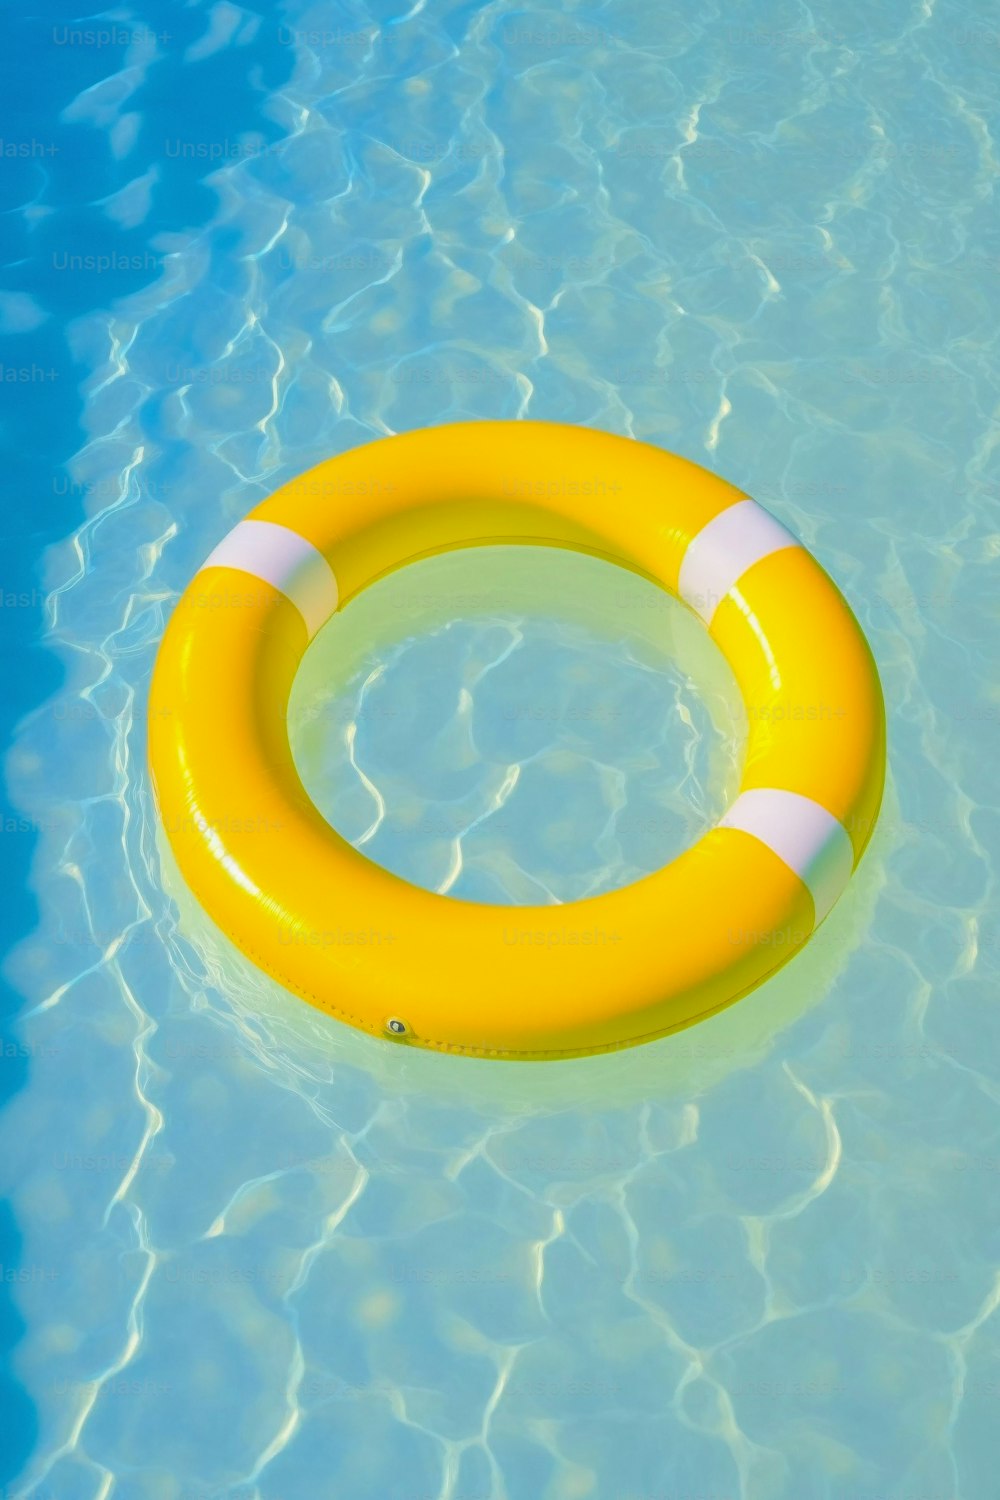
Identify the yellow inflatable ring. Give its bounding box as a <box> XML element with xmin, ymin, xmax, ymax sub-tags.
<box><xmin>149</xmin><ymin>421</ymin><xmax>885</xmax><ymax>1060</ymax></box>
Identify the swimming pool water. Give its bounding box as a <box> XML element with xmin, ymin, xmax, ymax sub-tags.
<box><xmin>2</xmin><ymin>0</ymin><xmax>999</xmax><ymax>1496</ymax></box>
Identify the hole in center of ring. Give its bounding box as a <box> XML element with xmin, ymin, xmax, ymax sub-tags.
<box><xmin>288</xmin><ymin>545</ymin><xmax>746</xmax><ymax>904</ymax></box>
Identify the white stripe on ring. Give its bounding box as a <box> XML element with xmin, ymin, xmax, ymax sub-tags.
<box><xmin>199</xmin><ymin>519</ymin><xmax>338</xmax><ymax>640</ymax></box>
<box><xmin>678</xmin><ymin>499</ymin><xmax>801</xmax><ymax>625</ymax></box>
<box><xmin>718</xmin><ymin>788</ymin><xmax>855</xmax><ymax>925</ymax></box>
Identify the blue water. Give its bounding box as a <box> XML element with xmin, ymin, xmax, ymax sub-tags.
<box><xmin>2</xmin><ymin>0</ymin><xmax>999</xmax><ymax>1496</ymax></box>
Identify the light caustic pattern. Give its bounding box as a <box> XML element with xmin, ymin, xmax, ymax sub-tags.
<box><xmin>3</xmin><ymin>0</ymin><xmax>1000</xmax><ymax>1496</ymax></box>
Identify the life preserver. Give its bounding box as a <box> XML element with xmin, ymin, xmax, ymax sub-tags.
<box><xmin>149</xmin><ymin>421</ymin><xmax>885</xmax><ymax>1059</ymax></box>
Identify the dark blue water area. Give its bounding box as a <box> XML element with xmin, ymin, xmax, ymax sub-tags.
<box><xmin>0</xmin><ymin>2</ymin><xmax>294</xmax><ymax>1480</ymax></box>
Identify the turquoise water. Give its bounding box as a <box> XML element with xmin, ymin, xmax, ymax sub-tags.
<box><xmin>3</xmin><ymin>0</ymin><xmax>1000</xmax><ymax>1496</ymax></box>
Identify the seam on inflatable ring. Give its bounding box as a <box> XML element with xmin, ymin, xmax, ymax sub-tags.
<box><xmin>230</xmin><ymin>933</ymin><xmax>803</xmax><ymax>1061</ymax></box>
